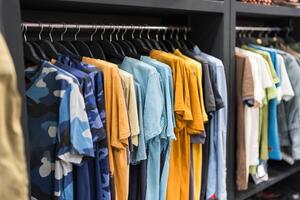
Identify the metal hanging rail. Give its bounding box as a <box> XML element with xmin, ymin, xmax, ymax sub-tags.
<box><xmin>235</xmin><ymin>26</ymin><xmax>287</xmax><ymax>32</ymax></box>
<box><xmin>21</xmin><ymin>22</ymin><xmax>192</xmax><ymax>31</ymax></box>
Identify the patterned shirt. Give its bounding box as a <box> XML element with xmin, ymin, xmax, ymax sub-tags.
<box><xmin>26</xmin><ymin>61</ymin><xmax>94</xmax><ymax>200</ymax></box>
<box><xmin>58</xmin><ymin>55</ymin><xmax>111</xmax><ymax>200</ymax></box>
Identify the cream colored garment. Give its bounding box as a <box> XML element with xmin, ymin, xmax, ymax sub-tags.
<box><xmin>0</xmin><ymin>33</ymin><xmax>28</xmax><ymax>200</ymax></box>
<box><xmin>119</xmin><ymin>69</ymin><xmax>140</xmax><ymax>146</ymax></box>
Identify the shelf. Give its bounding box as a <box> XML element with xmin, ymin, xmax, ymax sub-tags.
<box><xmin>21</xmin><ymin>0</ymin><xmax>225</xmax><ymax>14</ymax></box>
<box><xmin>236</xmin><ymin>161</ymin><xmax>300</xmax><ymax>200</ymax></box>
<box><xmin>236</xmin><ymin>2</ymin><xmax>300</xmax><ymax>17</ymax></box>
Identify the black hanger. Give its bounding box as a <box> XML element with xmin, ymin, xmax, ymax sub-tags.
<box><xmin>35</xmin><ymin>38</ymin><xmax>58</xmax><ymax>59</ymax></box>
<box><xmin>178</xmin><ymin>27</ymin><xmax>195</xmax><ymax>50</ymax></box>
<box><xmin>236</xmin><ymin>30</ymin><xmax>248</xmax><ymax>47</ymax></box>
<box><xmin>113</xmin><ymin>26</ymin><xmax>137</xmax><ymax>57</ymax></box>
<box><xmin>22</xmin><ymin>25</ymin><xmax>41</xmax><ymax>66</ymax></box>
<box><xmin>111</xmin><ymin>30</ymin><xmax>126</xmax><ymax>57</ymax></box>
<box><xmin>125</xmin><ymin>40</ymin><xmax>138</xmax><ymax>55</ymax></box>
<box><xmin>71</xmin><ymin>26</ymin><xmax>94</xmax><ymax>57</ymax></box>
<box><xmin>32</xmin><ymin>24</ymin><xmax>58</xmax><ymax>59</ymax></box>
<box><xmin>24</xmin><ymin>41</ymin><xmax>42</xmax><ymax>66</ymax></box>
<box><xmin>118</xmin><ymin>40</ymin><xmax>138</xmax><ymax>57</ymax></box>
<box><xmin>130</xmin><ymin>27</ymin><xmax>151</xmax><ymax>55</ymax></box>
<box><xmin>170</xmin><ymin>28</ymin><xmax>183</xmax><ymax>49</ymax></box>
<box><xmin>43</xmin><ymin>25</ymin><xmax>81</xmax><ymax>60</ymax></box>
<box><xmin>148</xmin><ymin>29</ymin><xmax>162</xmax><ymax>50</ymax></box>
<box><xmin>98</xmin><ymin>27</ymin><xmax>124</xmax><ymax>63</ymax></box>
<box><xmin>85</xmin><ymin>41</ymin><xmax>106</xmax><ymax>60</ymax></box>
<box><xmin>56</xmin><ymin>25</ymin><xmax>80</xmax><ymax>56</ymax></box>
<box><xmin>84</xmin><ymin>26</ymin><xmax>106</xmax><ymax>60</ymax></box>
<box><xmin>30</xmin><ymin>41</ymin><xmax>48</xmax><ymax>60</ymax></box>
<box><xmin>139</xmin><ymin>28</ymin><xmax>154</xmax><ymax>49</ymax></box>
<box><xmin>58</xmin><ymin>41</ymin><xmax>80</xmax><ymax>55</ymax></box>
<box><xmin>158</xmin><ymin>41</ymin><xmax>168</xmax><ymax>52</ymax></box>
<box><xmin>160</xmin><ymin>29</ymin><xmax>175</xmax><ymax>52</ymax></box>
<box><xmin>27</xmin><ymin>26</ymin><xmax>48</xmax><ymax>60</ymax></box>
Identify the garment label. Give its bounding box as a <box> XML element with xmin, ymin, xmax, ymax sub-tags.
<box><xmin>257</xmin><ymin>164</ymin><xmax>266</xmax><ymax>178</ymax></box>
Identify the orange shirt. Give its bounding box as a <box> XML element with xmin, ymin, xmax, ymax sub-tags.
<box><xmin>82</xmin><ymin>57</ymin><xmax>130</xmax><ymax>200</ymax></box>
<box><xmin>150</xmin><ymin>50</ymin><xmax>205</xmax><ymax>200</ymax></box>
<box><xmin>174</xmin><ymin>49</ymin><xmax>208</xmax><ymax>123</ymax></box>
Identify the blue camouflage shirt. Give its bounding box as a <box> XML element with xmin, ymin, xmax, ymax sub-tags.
<box><xmin>26</xmin><ymin>61</ymin><xmax>94</xmax><ymax>200</ymax></box>
<box><xmin>58</xmin><ymin>55</ymin><xmax>111</xmax><ymax>200</ymax></box>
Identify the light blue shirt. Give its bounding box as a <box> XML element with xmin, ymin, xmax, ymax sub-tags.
<box><xmin>194</xmin><ymin>46</ymin><xmax>228</xmax><ymax>200</ymax></box>
<box><xmin>120</xmin><ymin>57</ymin><xmax>164</xmax><ymax>142</ymax></box>
<box><xmin>140</xmin><ymin>56</ymin><xmax>175</xmax><ymax>200</ymax></box>
<box><xmin>274</xmin><ymin>51</ymin><xmax>300</xmax><ymax>160</ymax></box>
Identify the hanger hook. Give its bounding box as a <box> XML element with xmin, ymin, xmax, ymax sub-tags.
<box><xmin>61</xmin><ymin>24</ymin><xmax>68</xmax><ymax>41</ymax></box>
<box><xmin>49</xmin><ymin>25</ymin><xmax>54</xmax><ymax>42</ymax></box>
<box><xmin>176</xmin><ymin>27</ymin><xmax>180</xmax><ymax>40</ymax></box>
<box><xmin>23</xmin><ymin>24</ymin><xmax>28</xmax><ymax>42</ymax></box>
<box><xmin>163</xmin><ymin>28</ymin><xmax>167</xmax><ymax>40</ymax></box>
<box><xmin>131</xmin><ymin>24</ymin><xmax>135</xmax><ymax>39</ymax></box>
<box><xmin>75</xmin><ymin>25</ymin><xmax>81</xmax><ymax>41</ymax></box>
<box><xmin>145</xmin><ymin>24</ymin><xmax>150</xmax><ymax>39</ymax></box>
<box><xmin>139</xmin><ymin>25</ymin><xmax>144</xmax><ymax>39</ymax></box>
<box><xmin>121</xmin><ymin>25</ymin><xmax>127</xmax><ymax>40</ymax></box>
<box><xmin>115</xmin><ymin>25</ymin><xmax>120</xmax><ymax>41</ymax></box>
<box><xmin>100</xmin><ymin>26</ymin><xmax>106</xmax><ymax>40</ymax></box>
<box><xmin>169</xmin><ymin>27</ymin><xmax>174</xmax><ymax>39</ymax></box>
<box><xmin>184</xmin><ymin>27</ymin><xmax>187</xmax><ymax>40</ymax></box>
<box><xmin>90</xmin><ymin>25</ymin><xmax>98</xmax><ymax>41</ymax></box>
<box><xmin>110</xmin><ymin>26</ymin><xmax>116</xmax><ymax>42</ymax></box>
<box><xmin>155</xmin><ymin>28</ymin><xmax>160</xmax><ymax>41</ymax></box>
<box><xmin>38</xmin><ymin>23</ymin><xmax>44</xmax><ymax>40</ymax></box>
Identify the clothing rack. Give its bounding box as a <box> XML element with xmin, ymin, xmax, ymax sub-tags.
<box><xmin>235</xmin><ymin>26</ymin><xmax>289</xmax><ymax>32</ymax></box>
<box><xmin>21</xmin><ymin>22</ymin><xmax>192</xmax><ymax>31</ymax></box>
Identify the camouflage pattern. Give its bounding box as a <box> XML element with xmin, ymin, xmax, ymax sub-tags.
<box><xmin>58</xmin><ymin>55</ymin><xmax>111</xmax><ymax>200</ymax></box>
<box><xmin>26</xmin><ymin>61</ymin><xmax>94</xmax><ymax>200</ymax></box>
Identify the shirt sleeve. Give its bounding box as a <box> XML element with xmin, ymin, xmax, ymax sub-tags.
<box><xmin>58</xmin><ymin>82</ymin><xmax>94</xmax><ymax>165</ymax></box>
<box><xmin>144</xmin><ymin>71</ymin><xmax>164</xmax><ymax>142</ymax></box>
<box><xmin>186</xmin><ymin>66</ymin><xmax>205</xmax><ymax>134</ymax></box>
<box><xmin>111</xmin><ymin>70</ymin><xmax>131</xmax><ymax>149</ymax></box>
<box><xmin>242</xmin><ymin>56</ymin><xmax>255</xmax><ymax>106</ymax></box>
<box><xmin>278</xmin><ymin>55</ymin><xmax>295</xmax><ymax>102</ymax></box>
<box><xmin>128</xmin><ymin>75</ymin><xmax>140</xmax><ymax>146</ymax></box>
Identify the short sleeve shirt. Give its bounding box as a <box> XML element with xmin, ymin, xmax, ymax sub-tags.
<box><xmin>120</xmin><ymin>57</ymin><xmax>164</xmax><ymax>142</ymax></box>
<box><xmin>26</xmin><ymin>61</ymin><xmax>94</xmax><ymax>200</ymax></box>
<box><xmin>119</xmin><ymin>69</ymin><xmax>140</xmax><ymax>146</ymax></box>
<box><xmin>82</xmin><ymin>57</ymin><xmax>130</xmax><ymax>200</ymax></box>
<box><xmin>140</xmin><ymin>56</ymin><xmax>176</xmax><ymax>140</ymax></box>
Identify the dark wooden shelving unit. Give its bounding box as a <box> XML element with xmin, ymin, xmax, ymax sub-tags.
<box><xmin>236</xmin><ymin>1</ymin><xmax>300</xmax><ymax>17</ymax></box>
<box><xmin>21</xmin><ymin>0</ymin><xmax>225</xmax><ymax>13</ymax></box>
<box><xmin>236</xmin><ymin>162</ymin><xmax>300</xmax><ymax>200</ymax></box>
<box><xmin>228</xmin><ymin>0</ymin><xmax>300</xmax><ymax>199</ymax></box>
<box><xmin>2</xmin><ymin>0</ymin><xmax>300</xmax><ymax>200</ymax></box>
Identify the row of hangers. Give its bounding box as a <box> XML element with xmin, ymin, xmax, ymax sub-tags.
<box><xmin>236</xmin><ymin>26</ymin><xmax>296</xmax><ymax>47</ymax></box>
<box><xmin>22</xmin><ymin>23</ymin><xmax>195</xmax><ymax>66</ymax></box>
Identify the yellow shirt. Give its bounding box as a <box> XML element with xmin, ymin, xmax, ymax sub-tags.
<box><xmin>174</xmin><ymin>49</ymin><xmax>208</xmax><ymax>123</ymax></box>
<box><xmin>150</xmin><ymin>50</ymin><xmax>192</xmax><ymax>132</ymax></box>
<box><xmin>150</xmin><ymin>50</ymin><xmax>204</xmax><ymax>200</ymax></box>
<box><xmin>0</xmin><ymin>33</ymin><xmax>28</xmax><ymax>200</ymax></box>
<box><xmin>82</xmin><ymin>57</ymin><xmax>130</xmax><ymax>200</ymax></box>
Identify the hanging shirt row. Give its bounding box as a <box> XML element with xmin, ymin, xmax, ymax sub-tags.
<box><xmin>235</xmin><ymin>42</ymin><xmax>300</xmax><ymax>191</ymax></box>
<box><xmin>25</xmin><ymin>26</ymin><xmax>228</xmax><ymax>200</ymax></box>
